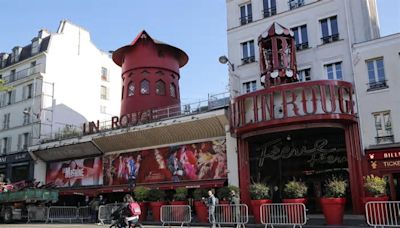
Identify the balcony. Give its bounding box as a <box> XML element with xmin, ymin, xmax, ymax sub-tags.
<box><xmin>321</xmin><ymin>34</ymin><xmax>340</xmax><ymax>44</ymax></box>
<box><xmin>263</xmin><ymin>7</ymin><xmax>277</xmax><ymax>18</ymax></box>
<box><xmin>241</xmin><ymin>56</ymin><xmax>255</xmax><ymax>65</ymax></box>
<box><xmin>240</xmin><ymin>15</ymin><xmax>253</xmax><ymax>25</ymax></box>
<box><xmin>3</xmin><ymin>64</ymin><xmax>44</xmax><ymax>84</ymax></box>
<box><xmin>376</xmin><ymin>135</ymin><xmax>395</xmax><ymax>145</ymax></box>
<box><xmin>367</xmin><ymin>80</ymin><xmax>388</xmax><ymax>91</ymax></box>
<box><xmin>289</xmin><ymin>0</ymin><xmax>304</xmax><ymax>10</ymax></box>
<box><xmin>296</xmin><ymin>42</ymin><xmax>309</xmax><ymax>51</ymax></box>
<box><xmin>231</xmin><ymin>80</ymin><xmax>357</xmax><ymax>135</ymax></box>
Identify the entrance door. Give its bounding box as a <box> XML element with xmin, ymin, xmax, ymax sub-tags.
<box><xmin>392</xmin><ymin>173</ymin><xmax>400</xmax><ymax>200</ymax></box>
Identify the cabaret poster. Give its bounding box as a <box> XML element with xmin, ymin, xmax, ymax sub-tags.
<box><xmin>103</xmin><ymin>139</ymin><xmax>227</xmax><ymax>186</ymax></box>
<box><xmin>46</xmin><ymin>157</ymin><xmax>103</xmax><ymax>187</ymax></box>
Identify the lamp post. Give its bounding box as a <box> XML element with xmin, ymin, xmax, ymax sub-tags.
<box><xmin>219</xmin><ymin>55</ymin><xmax>240</xmax><ymax>99</ymax></box>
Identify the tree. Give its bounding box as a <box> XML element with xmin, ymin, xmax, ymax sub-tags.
<box><xmin>0</xmin><ymin>79</ymin><xmax>13</xmax><ymax>92</ymax></box>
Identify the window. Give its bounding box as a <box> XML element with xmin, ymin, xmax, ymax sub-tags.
<box><xmin>100</xmin><ymin>105</ymin><xmax>107</xmax><ymax>114</ymax></box>
<box><xmin>243</xmin><ymin>80</ymin><xmax>257</xmax><ymax>93</ymax></box>
<box><xmin>374</xmin><ymin>111</ymin><xmax>394</xmax><ymax>144</ymax></box>
<box><xmin>128</xmin><ymin>82</ymin><xmax>135</xmax><ymax>96</ymax></box>
<box><xmin>23</xmin><ymin>108</ymin><xmax>31</xmax><ymax>125</ymax></box>
<box><xmin>23</xmin><ymin>84</ymin><xmax>33</xmax><ymax>99</ymax></box>
<box><xmin>320</xmin><ymin>16</ymin><xmax>339</xmax><ymax>44</ymax></box>
<box><xmin>10</xmin><ymin>69</ymin><xmax>16</xmax><ymax>82</ymax></box>
<box><xmin>101</xmin><ymin>67</ymin><xmax>108</xmax><ymax>81</ymax></box>
<box><xmin>298</xmin><ymin>68</ymin><xmax>311</xmax><ymax>82</ymax></box>
<box><xmin>18</xmin><ymin>133</ymin><xmax>30</xmax><ymax>151</ymax></box>
<box><xmin>292</xmin><ymin>25</ymin><xmax>308</xmax><ymax>50</ymax></box>
<box><xmin>241</xmin><ymin>40</ymin><xmax>255</xmax><ymax>64</ymax></box>
<box><xmin>2</xmin><ymin>113</ymin><xmax>10</xmax><ymax>129</ymax></box>
<box><xmin>31</xmin><ymin>40</ymin><xmax>39</xmax><ymax>55</ymax></box>
<box><xmin>100</xmin><ymin>86</ymin><xmax>108</xmax><ymax>100</ymax></box>
<box><xmin>240</xmin><ymin>3</ymin><xmax>253</xmax><ymax>25</ymax></box>
<box><xmin>6</xmin><ymin>91</ymin><xmax>14</xmax><ymax>105</ymax></box>
<box><xmin>288</xmin><ymin>0</ymin><xmax>304</xmax><ymax>10</ymax></box>
<box><xmin>263</xmin><ymin>0</ymin><xmax>276</xmax><ymax>18</ymax></box>
<box><xmin>366</xmin><ymin>58</ymin><xmax>387</xmax><ymax>90</ymax></box>
<box><xmin>140</xmin><ymin>80</ymin><xmax>150</xmax><ymax>95</ymax></box>
<box><xmin>170</xmin><ymin>83</ymin><xmax>177</xmax><ymax>98</ymax></box>
<box><xmin>156</xmin><ymin>80</ymin><xmax>166</xmax><ymax>96</ymax></box>
<box><xmin>325</xmin><ymin>62</ymin><xmax>342</xmax><ymax>80</ymax></box>
<box><xmin>1</xmin><ymin>137</ymin><xmax>10</xmax><ymax>155</ymax></box>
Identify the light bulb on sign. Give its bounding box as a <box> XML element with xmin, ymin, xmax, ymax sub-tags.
<box><xmin>286</xmin><ymin>69</ymin><xmax>293</xmax><ymax>77</ymax></box>
<box><xmin>271</xmin><ymin>70</ymin><xmax>279</xmax><ymax>78</ymax></box>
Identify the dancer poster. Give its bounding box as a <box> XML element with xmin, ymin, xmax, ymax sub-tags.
<box><xmin>103</xmin><ymin>139</ymin><xmax>227</xmax><ymax>186</ymax></box>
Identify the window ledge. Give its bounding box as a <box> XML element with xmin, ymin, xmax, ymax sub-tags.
<box><xmin>317</xmin><ymin>38</ymin><xmax>344</xmax><ymax>48</ymax></box>
<box><xmin>367</xmin><ymin>85</ymin><xmax>389</xmax><ymax>92</ymax></box>
<box><xmin>238</xmin><ymin>60</ymin><xmax>258</xmax><ymax>68</ymax></box>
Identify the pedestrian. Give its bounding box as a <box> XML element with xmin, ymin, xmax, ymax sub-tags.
<box><xmin>272</xmin><ymin>186</ymin><xmax>282</xmax><ymax>203</ymax></box>
<box><xmin>203</xmin><ymin>190</ymin><xmax>217</xmax><ymax>228</ymax></box>
<box><xmin>84</xmin><ymin>195</ymin><xmax>90</xmax><ymax>206</ymax></box>
<box><xmin>229</xmin><ymin>190</ymin><xmax>241</xmax><ymax>228</ymax></box>
<box><xmin>89</xmin><ymin>196</ymin><xmax>100</xmax><ymax>223</ymax></box>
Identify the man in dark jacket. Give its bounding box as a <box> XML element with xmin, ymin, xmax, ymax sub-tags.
<box><xmin>230</xmin><ymin>190</ymin><xmax>241</xmax><ymax>227</ymax></box>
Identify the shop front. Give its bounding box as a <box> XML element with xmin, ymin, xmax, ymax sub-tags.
<box><xmin>0</xmin><ymin>152</ymin><xmax>34</xmax><ymax>183</ymax></box>
<box><xmin>365</xmin><ymin>147</ymin><xmax>400</xmax><ymax>201</ymax></box>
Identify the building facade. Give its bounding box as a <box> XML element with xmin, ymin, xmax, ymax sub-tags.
<box><xmin>353</xmin><ymin>33</ymin><xmax>400</xmax><ymax>200</ymax></box>
<box><xmin>0</xmin><ymin>20</ymin><xmax>121</xmax><ymax>183</ymax></box>
<box><xmin>225</xmin><ymin>0</ymin><xmax>381</xmax><ymax>213</ymax></box>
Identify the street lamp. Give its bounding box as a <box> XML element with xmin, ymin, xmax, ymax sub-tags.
<box><xmin>219</xmin><ymin>55</ymin><xmax>240</xmax><ymax>98</ymax></box>
<box><xmin>219</xmin><ymin>55</ymin><xmax>235</xmax><ymax>71</ymax></box>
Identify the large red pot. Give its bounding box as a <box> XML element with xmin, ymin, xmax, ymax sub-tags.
<box><xmin>149</xmin><ymin>201</ymin><xmax>165</xmax><ymax>221</ymax></box>
<box><xmin>194</xmin><ymin>200</ymin><xmax>208</xmax><ymax>222</ymax></box>
<box><xmin>138</xmin><ymin>202</ymin><xmax>148</xmax><ymax>221</ymax></box>
<box><xmin>282</xmin><ymin>198</ymin><xmax>307</xmax><ymax>224</ymax></box>
<box><xmin>250</xmin><ymin>199</ymin><xmax>271</xmax><ymax>224</ymax></box>
<box><xmin>320</xmin><ymin>198</ymin><xmax>346</xmax><ymax>225</ymax></box>
<box><xmin>170</xmin><ymin>201</ymin><xmax>187</xmax><ymax>205</ymax></box>
<box><xmin>170</xmin><ymin>201</ymin><xmax>187</xmax><ymax>221</ymax></box>
<box><xmin>363</xmin><ymin>196</ymin><xmax>389</xmax><ymax>224</ymax></box>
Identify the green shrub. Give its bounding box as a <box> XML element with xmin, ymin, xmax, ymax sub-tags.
<box><xmin>148</xmin><ymin>189</ymin><xmax>166</xmax><ymax>202</ymax></box>
<box><xmin>249</xmin><ymin>183</ymin><xmax>270</xmax><ymax>200</ymax></box>
<box><xmin>174</xmin><ymin>188</ymin><xmax>188</xmax><ymax>201</ymax></box>
<box><xmin>364</xmin><ymin>175</ymin><xmax>386</xmax><ymax>197</ymax></box>
<box><xmin>324</xmin><ymin>177</ymin><xmax>347</xmax><ymax>198</ymax></box>
<box><xmin>193</xmin><ymin>189</ymin><xmax>208</xmax><ymax>200</ymax></box>
<box><xmin>216</xmin><ymin>185</ymin><xmax>240</xmax><ymax>201</ymax></box>
<box><xmin>284</xmin><ymin>180</ymin><xmax>307</xmax><ymax>199</ymax></box>
<box><xmin>133</xmin><ymin>186</ymin><xmax>150</xmax><ymax>202</ymax></box>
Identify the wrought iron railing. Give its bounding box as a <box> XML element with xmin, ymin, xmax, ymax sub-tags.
<box><xmin>3</xmin><ymin>64</ymin><xmax>44</xmax><ymax>84</ymax></box>
<box><xmin>321</xmin><ymin>34</ymin><xmax>340</xmax><ymax>44</ymax></box>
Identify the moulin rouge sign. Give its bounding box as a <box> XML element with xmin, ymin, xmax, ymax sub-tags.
<box><xmin>233</xmin><ymin>81</ymin><xmax>356</xmax><ymax>127</ymax></box>
<box><xmin>83</xmin><ymin>109</ymin><xmax>156</xmax><ymax>135</ymax></box>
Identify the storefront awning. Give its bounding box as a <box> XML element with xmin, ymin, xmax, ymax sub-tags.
<box><xmin>93</xmin><ymin>109</ymin><xmax>229</xmax><ymax>153</ymax></box>
<box><xmin>31</xmin><ymin>141</ymin><xmax>103</xmax><ymax>162</ymax></box>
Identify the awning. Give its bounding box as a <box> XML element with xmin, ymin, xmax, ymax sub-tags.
<box><xmin>93</xmin><ymin>109</ymin><xmax>229</xmax><ymax>153</ymax></box>
<box><xmin>32</xmin><ymin>141</ymin><xmax>103</xmax><ymax>162</ymax></box>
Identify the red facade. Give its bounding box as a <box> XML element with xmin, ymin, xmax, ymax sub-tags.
<box><xmin>112</xmin><ymin>31</ymin><xmax>188</xmax><ymax>116</ymax></box>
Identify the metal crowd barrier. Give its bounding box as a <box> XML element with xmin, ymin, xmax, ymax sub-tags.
<box><xmin>98</xmin><ymin>203</ymin><xmax>123</xmax><ymax>225</ymax></box>
<box><xmin>27</xmin><ymin>206</ymin><xmax>48</xmax><ymax>223</ymax></box>
<box><xmin>78</xmin><ymin>206</ymin><xmax>92</xmax><ymax>223</ymax></box>
<box><xmin>209</xmin><ymin>204</ymin><xmax>248</xmax><ymax>228</ymax></box>
<box><xmin>160</xmin><ymin>205</ymin><xmax>192</xmax><ymax>227</ymax></box>
<box><xmin>47</xmin><ymin>206</ymin><xmax>79</xmax><ymax>223</ymax></box>
<box><xmin>366</xmin><ymin>201</ymin><xmax>400</xmax><ymax>227</ymax></box>
<box><xmin>260</xmin><ymin>203</ymin><xmax>307</xmax><ymax>228</ymax></box>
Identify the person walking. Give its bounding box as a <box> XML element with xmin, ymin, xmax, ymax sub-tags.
<box><xmin>230</xmin><ymin>190</ymin><xmax>241</xmax><ymax>228</ymax></box>
<box><xmin>203</xmin><ymin>190</ymin><xmax>217</xmax><ymax>228</ymax></box>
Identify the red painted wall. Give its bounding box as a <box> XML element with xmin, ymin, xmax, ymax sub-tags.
<box><xmin>113</xmin><ymin>31</ymin><xmax>187</xmax><ymax>116</ymax></box>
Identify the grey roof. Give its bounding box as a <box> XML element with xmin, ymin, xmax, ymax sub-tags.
<box><xmin>1</xmin><ymin>36</ymin><xmax>50</xmax><ymax>69</ymax></box>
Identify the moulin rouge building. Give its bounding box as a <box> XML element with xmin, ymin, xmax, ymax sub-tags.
<box><xmin>230</xmin><ymin>23</ymin><xmax>364</xmax><ymax>213</ymax></box>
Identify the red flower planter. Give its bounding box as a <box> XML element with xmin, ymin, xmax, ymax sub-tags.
<box><xmin>363</xmin><ymin>196</ymin><xmax>389</xmax><ymax>224</ymax></box>
<box><xmin>320</xmin><ymin>198</ymin><xmax>346</xmax><ymax>225</ymax></box>
<box><xmin>149</xmin><ymin>201</ymin><xmax>165</xmax><ymax>221</ymax></box>
<box><xmin>282</xmin><ymin>198</ymin><xmax>307</xmax><ymax>224</ymax></box>
<box><xmin>194</xmin><ymin>200</ymin><xmax>208</xmax><ymax>222</ymax></box>
<box><xmin>170</xmin><ymin>201</ymin><xmax>187</xmax><ymax>205</ymax></box>
<box><xmin>250</xmin><ymin>199</ymin><xmax>272</xmax><ymax>224</ymax></box>
<box><xmin>138</xmin><ymin>202</ymin><xmax>148</xmax><ymax>221</ymax></box>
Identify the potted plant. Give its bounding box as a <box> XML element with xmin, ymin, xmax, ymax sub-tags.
<box><xmin>193</xmin><ymin>188</ymin><xmax>208</xmax><ymax>222</ymax></box>
<box><xmin>148</xmin><ymin>188</ymin><xmax>166</xmax><ymax>221</ymax></box>
<box><xmin>249</xmin><ymin>183</ymin><xmax>270</xmax><ymax>224</ymax></box>
<box><xmin>171</xmin><ymin>187</ymin><xmax>188</xmax><ymax>205</ymax></box>
<box><xmin>320</xmin><ymin>177</ymin><xmax>347</xmax><ymax>225</ymax></box>
<box><xmin>283</xmin><ymin>179</ymin><xmax>308</xmax><ymax>204</ymax></box>
<box><xmin>217</xmin><ymin>185</ymin><xmax>240</xmax><ymax>204</ymax></box>
<box><xmin>363</xmin><ymin>175</ymin><xmax>389</xmax><ymax>222</ymax></box>
<box><xmin>133</xmin><ymin>186</ymin><xmax>150</xmax><ymax>221</ymax></box>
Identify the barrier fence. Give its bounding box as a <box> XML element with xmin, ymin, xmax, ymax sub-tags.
<box><xmin>365</xmin><ymin>201</ymin><xmax>400</xmax><ymax>227</ymax></box>
<box><xmin>209</xmin><ymin>204</ymin><xmax>248</xmax><ymax>228</ymax></box>
<box><xmin>160</xmin><ymin>205</ymin><xmax>192</xmax><ymax>227</ymax></box>
<box><xmin>260</xmin><ymin>203</ymin><xmax>307</xmax><ymax>228</ymax></box>
<box><xmin>47</xmin><ymin>206</ymin><xmax>79</xmax><ymax>223</ymax></box>
<box><xmin>78</xmin><ymin>206</ymin><xmax>92</xmax><ymax>223</ymax></box>
<box><xmin>98</xmin><ymin>203</ymin><xmax>123</xmax><ymax>225</ymax></box>
<box><xmin>27</xmin><ymin>206</ymin><xmax>48</xmax><ymax>223</ymax></box>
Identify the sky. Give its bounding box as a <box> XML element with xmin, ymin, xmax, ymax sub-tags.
<box><xmin>0</xmin><ymin>0</ymin><xmax>399</xmax><ymax>104</ymax></box>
